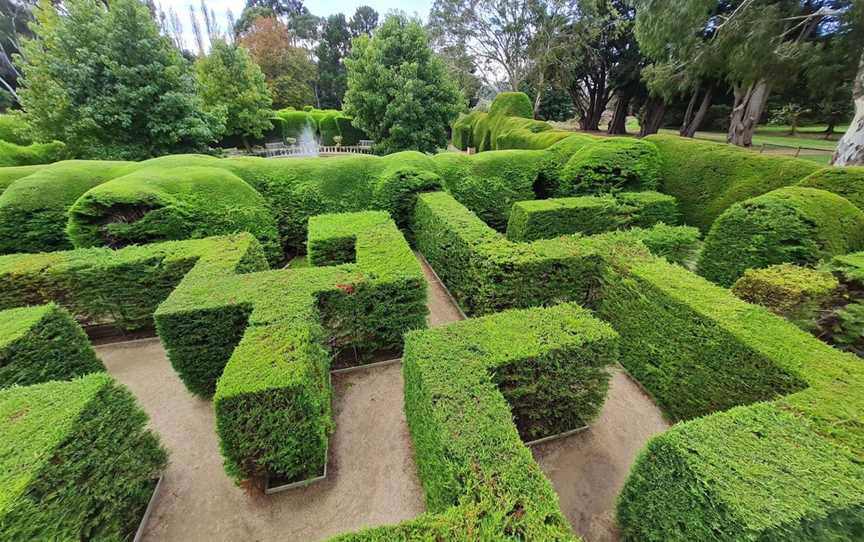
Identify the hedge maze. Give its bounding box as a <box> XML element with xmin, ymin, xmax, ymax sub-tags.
<box><xmin>1</xmin><ymin>91</ymin><xmax>863</xmax><ymax>541</ymax></box>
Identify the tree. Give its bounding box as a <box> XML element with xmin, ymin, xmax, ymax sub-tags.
<box><xmin>195</xmin><ymin>40</ymin><xmax>273</xmax><ymax>147</ymax></box>
<box><xmin>17</xmin><ymin>0</ymin><xmax>218</xmax><ymax>159</ymax></box>
<box><xmin>343</xmin><ymin>13</ymin><xmax>464</xmax><ymax>153</ymax></box>
<box><xmin>0</xmin><ymin>0</ymin><xmax>35</xmax><ymax>105</ymax></box>
<box><xmin>349</xmin><ymin>5</ymin><xmax>378</xmax><ymax>36</ymax></box>
<box><xmin>437</xmin><ymin>43</ymin><xmax>483</xmax><ymax>108</ymax></box>
<box><xmin>833</xmin><ymin>50</ymin><xmax>864</xmax><ymax>165</ymax></box>
<box><xmin>239</xmin><ymin>16</ymin><xmax>316</xmax><ymax>108</ymax></box>
<box><xmin>315</xmin><ymin>13</ymin><xmax>351</xmax><ymax>108</ymax></box>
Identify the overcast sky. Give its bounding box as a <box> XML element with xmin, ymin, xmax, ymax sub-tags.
<box><xmin>156</xmin><ymin>0</ymin><xmax>434</xmax><ymax>52</ymax></box>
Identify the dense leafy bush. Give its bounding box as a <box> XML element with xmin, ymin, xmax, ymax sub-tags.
<box><xmin>506</xmin><ymin>191</ymin><xmax>678</xmax><ymax>242</ymax></box>
<box><xmin>797</xmin><ymin>166</ymin><xmax>864</xmax><ymax>211</ymax></box>
<box><xmin>558</xmin><ymin>138</ymin><xmax>661</xmax><ymax>195</ymax></box>
<box><xmin>66</xmin><ymin>165</ymin><xmax>282</xmax><ymax>262</ymax></box>
<box><xmin>647</xmin><ymin>134</ymin><xmax>820</xmax><ymax>231</ymax></box>
<box><xmin>0</xmin><ymin>113</ymin><xmax>34</xmax><ymax>145</ymax></box>
<box><xmin>0</xmin><ymin>303</ymin><xmax>103</xmax><ymax>389</ymax></box>
<box><xmin>732</xmin><ymin>264</ymin><xmax>838</xmax><ymax>329</ymax></box>
<box><xmin>698</xmin><ymin>187</ymin><xmax>864</xmax><ymax>286</ymax></box>
<box><xmin>0</xmin><ymin>373</ymin><xmax>167</xmax><ymax>541</ymax></box>
<box><xmin>274</xmin><ymin>109</ymin><xmax>316</xmax><ymax>140</ymax></box>
<box><xmin>318</xmin><ymin>113</ymin><xmax>341</xmax><ymax>145</ymax></box>
<box><xmin>0</xmin><ymin>140</ymin><xmax>66</xmax><ymax>167</ymax></box>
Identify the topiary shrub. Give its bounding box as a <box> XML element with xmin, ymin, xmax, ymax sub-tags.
<box><xmin>732</xmin><ymin>263</ymin><xmax>838</xmax><ymax>330</ymax></box>
<box><xmin>0</xmin><ymin>113</ymin><xmax>33</xmax><ymax>145</ymax></box>
<box><xmin>0</xmin><ymin>303</ymin><xmax>104</xmax><ymax>389</ymax></box>
<box><xmin>451</xmin><ymin>111</ymin><xmax>483</xmax><ymax>150</ymax></box>
<box><xmin>647</xmin><ymin>134</ymin><xmax>821</xmax><ymax>231</ymax></box>
<box><xmin>797</xmin><ymin>166</ymin><xmax>864</xmax><ymax>212</ymax></box>
<box><xmin>0</xmin><ymin>140</ymin><xmax>66</xmax><ymax>167</ymax></box>
<box><xmin>335</xmin><ymin>115</ymin><xmax>366</xmax><ymax>146</ymax></box>
<box><xmin>318</xmin><ymin>113</ymin><xmax>341</xmax><ymax>146</ymax></box>
<box><xmin>276</xmin><ymin>110</ymin><xmax>316</xmax><ymax>140</ymax></box>
<box><xmin>558</xmin><ymin>138</ymin><xmax>661</xmax><ymax>195</ymax></box>
<box><xmin>698</xmin><ymin>187</ymin><xmax>864</xmax><ymax>287</ymax></box>
<box><xmin>0</xmin><ymin>373</ymin><xmax>167</xmax><ymax>541</ymax></box>
<box><xmin>66</xmin><ymin>166</ymin><xmax>282</xmax><ymax>263</ymax></box>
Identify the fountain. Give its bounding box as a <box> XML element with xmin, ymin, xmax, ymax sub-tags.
<box><xmin>294</xmin><ymin>124</ymin><xmax>320</xmax><ymax>157</ymax></box>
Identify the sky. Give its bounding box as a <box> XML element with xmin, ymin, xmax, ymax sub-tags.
<box><xmin>157</xmin><ymin>0</ymin><xmax>434</xmax><ymax>52</ymax></box>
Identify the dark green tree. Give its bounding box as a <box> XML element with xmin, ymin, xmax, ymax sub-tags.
<box><xmin>349</xmin><ymin>5</ymin><xmax>378</xmax><ymax>36</ymax></box>
<box><xmin>315</xmin><ymin>13</ymin><xmax>351</xmax><ymax>108</ymax></box>
<box><xmin>17</xmin><ymin>0</ymin><xmax>218</xmax><ymax>159</ymax></box>
<box><xmin>344</xmin><ymin>13</ymin><xmax>464</xmax><ymax>153</ymax></box>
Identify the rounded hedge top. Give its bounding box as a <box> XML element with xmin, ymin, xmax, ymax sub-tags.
<box><xmin>488</xmin><ymin>92</ymin><xmax>534</xmax><ymax>119</ymax></box>
<box><xmin>559</xmin><ymin>138</ymin><xmax>661</xmax><ymax>195</ymax></box>
<box><xmin>698</xmin><ymin>186</ymin><xmax>864</xmax><ymax>286</ymax></box>
<box><xmin>797</xmin><ymin>166</ymin><xmax>864</xmax><ymax>212</ymax></box>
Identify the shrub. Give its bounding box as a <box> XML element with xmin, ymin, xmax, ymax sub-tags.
<box><xmin>647</xmin><ymin>134</ymin><xmax>821</xmax><ymax>231</ymax></box>
<box><xmin>450</xmin><ymin>111</ymin><xmax>483</xmax><ymax>150</ymax></box>
<box><xmin>318</xmin><ymin>113</ymin><xmax>340</xmax><ymax>146</ymax></box>
<box><xmin>605</xmin><ymin>223</ymin><xmax>701</xmax><ymax>267</ymax></box>
<box><xmin>506</xmin><ymin>191</ymin><xmax>678</xmax><ymax>242</ymax></box>
<box><xmin>797</xmin><ymin>166</ymin><xmax>864</xmax><ymax>211</ymax></box>
<box><xmin>275</xmin><ymin>110</ymin><xmax>315</xmax><ymax>139</ymax></box>
<box><xmin>732</xmin><ymin>263</ymin><xmax>838</xmax><ymax>328</ymax></box>
<box><xmin>0</xmin><ymin>113</ymin><xmax>33</xmax><ymax>145</ymax></box>
<box><xmin>558</xmin><ymin>138</ymin><xmax>661</xmax><ymax>195</ymax></box>
<box><xmin>335</xmin><ymin>115</ymin><xmax>366</xmax><ymax>146</ymax></box>
<box><xmin>66</xmin><ymin>165</ymin><xmax>282</xmax><ymax>263</ymax></box>
<box><xmin>0</xmin><ymin>373</ymin><xmax>167</xmax><ymax>541</ymax></box>
<box><xmin>0</xmin><ymin>140</ymin><xmax>66</xmax><ymax>167</ymax></box>
<box><xmin>0</xmin><ymin>303</ymin><xmax>104</xmax><ymax>389</ymax></box>
<box><xmin>0</xmin><ymin>164</ymin><xmax>44</xmax><ymax>196</ymax></box>
<box><xmin>698</xmin><ymin>187</ymin><xmax>864</xmax><ymax>287</ymax></box>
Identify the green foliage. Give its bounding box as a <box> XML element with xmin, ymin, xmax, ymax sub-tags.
<box><xmin>0</xmin><ymin>373</ymin><xmax>167</xmax><ymax>541</ymax></box>
<box><xmin>0</xmin><ymin>303</ymin><xmax>104</xmax><ymax>389</ymax></box>
<box><xmin>732</xmin><ymin>264</ymin><xmax>838</xmax><ymax>328</ymax></box>
<box><xmin>0</xmin><ymin>139</ymin><xmax>65</xmax><ymax>167</ymax></box>
<box><xmin>195</xmin><ymin>40</ymin><xmax>273</xmax><ymax>143</ymax></box>
<box><xmin>66</xmin><ymin>165</ymin><xmax>282</xmax><ymax>263</ymax></box>
<box><xmin>335</xmin><ymin>115</ymin><xmax>364</xmax><ymax>145</ymax></box>
<box><xmin>559</xmin><ymin>138</ymin><xmax>661</xmax><ymax>195</ymax></box>
<box><xmin>506</xmin><ymin>191</ymin><xmax>678</xmax><ymax>242</ymax></box>
<box><xmin>316</xmin><ymin>13</ymin><xmax>351</xmax><ymax>108</ymax></box>
<box><xmin>343</xmin><ymin>14</ymin><xmax>464</xmax><ymax>153</ymax></box>
<box><xmin>274</xmin><ymin>109</ymin><xmax>316</xmax><ymax>140</ymax></box>
<box><xmin>647</xmin><ymin>135</ymin><xmax>821</xmax><ymax>231</ymax></box>
<box><xmin>318</xmin><ymin>113</ymin><xmax>340</xmax><ymax>146</ymax></box>
<box><xmin>606</xmin><ymin>223</ymin><xmax>702</xmax><ymax>267</ymax></box>
<box><xmin>698</xmin><ymin>187</ymin><xmax>864</xmax><ymax>287</ymax></box>
<box><xmin>797</xmin><ymin>166</ymin><xmax>864</xmax><ymax>211</ymax></box>
<box><xmin>0</xmin><ymin>113</ymin><xmax>33</xmax><ymax>145</ymax></box>
<box><xmin>17</xmin><ymin>0</ymin><xmax>218</xmax><ymax>160</ymax></box>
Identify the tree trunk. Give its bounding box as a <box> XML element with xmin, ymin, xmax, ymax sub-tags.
<box><xmin>639</xmin><ymin>97</ymin><xmax>666</xmax><ymax>137</ymax></box>
<box><xmin>682</xmin><ymin>86</ymin><xmax>713</xmax><ymax>138</ymax></box>
<box><xmin>608</xmin><ymin>94</ymin><xmax>630</xmax><ymax>135</ymax></box>
<box><xmin>533</xmin><ymin>71</ymin><xmax>545</xmax><ymax>117</ymax></box>
<box><xmin>680</xmin><ymin>88</ymin><xmax>700</xmax><ymax>136</ymax></box>
<box><xmin>824</xmin><ymin>119</ymin><xmax>836</xmax><ymax>140</ymax></box>
<box><xmin>727</xmin><ymin>79</ymin><xmax>771</xmax><ymax>147</ymax></box>
<box><xmin>833</xmin><ymin>51</ymin><xmax>864</xmax><ymax>166</ymax></box>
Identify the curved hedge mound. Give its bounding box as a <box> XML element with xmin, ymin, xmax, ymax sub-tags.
<box><xmin>797</xmin><ymin>166</ymin><xmax>864</xmax><ymax>211</ymax></box>
<box><xmin>647</xmin><ymin>135</ymin><xmax>821</xmax><ymax>231</ymax></box>
<box><xmin>698</xmin><ymin>187</ymin><xmax>864</xmax><ymax>286</ymax></box>
<box><xmin>0</xmin><ymin>140</ymin><xmax>66</xmax><ymax>167</ymax></box>
<box><xmin>0</xmin><ymin>373</ymin><xmax>167</xmax><ymax>541</ymax></box>
<box><xmin>67</xmin><ymin>166</ymin><xmax>282</xmax><ymax>262</ymax></box>
<box><xmin>0</xmin><ymin>114</ymin><xmax>33</xmax><ymax>145</ymax></box>
<box><xmin>559</xmin><ymin>138</ymin><xmax>661</xmax><ymax>195</ymax></box>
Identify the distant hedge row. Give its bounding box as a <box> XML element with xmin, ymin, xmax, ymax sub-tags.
<box><xmin>0</xmin><ymin>114</ymin><xmax>66</xmax><ymax>167</ymax></box>
<box><xmin>271</xmin><ymin>108</ymin><xmax>368</xmax><ymax>146</ymax></box>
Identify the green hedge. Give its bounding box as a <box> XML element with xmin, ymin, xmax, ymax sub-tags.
<box><xmin>275</xmin><ymin>110</ymin><xmax>316</xmax><ymax>140</ymax></box>
<box><xmin>0</xmin><ymin>235</ymin><xmax>265</xmax><ymax>331</ymax></box>
<box><xmin>506</xmin><ymin>191</ymin><xmax>678</xmax><ymax>242</ymax></box>
<box><xmin>0</xmin><ymin>113</ymin><xmax>33</xmax><ymax>146</ymax></box>
<box><xmin>647</xmin><ymin>134</ymin><xmax>821</xmax><ymax>231</ymax></box>
<box><xmin>604</xmin><ymin>253</ymin><xmax>864</xmax><ymax>540</ymax></box>
<box><xmin>0</xmin><ymin>140</ymin><xmax>66</xmax><ymax>167</ymax></box>
<box><xmin>0</xmin><ymin>164</ymin><xmax>44</xmax><ymax>196</ymax></box>
<box><xmin>558</xmin><ymin>138</ymin><xmax>661</xmax><ymax>195</ymax></box>
<box><xmin>66</xmin><ymin>165</ymin><xmax>282</xmax><ymax>263</ymax></box>
<box><xmin>0</xmin><ymin>303</ymin><xmax>104</xmax><ymax>389</ymax></box>
<box><xmin>797</xmin><ymin>166</ymin><xmax>864</xmax><ymax>211</ymax></box>
<box><xmin>318</xmin><ymin>114</ymin><xmax>340</xmax><ymax>146</ymax></box>
<box><xmin>698</xmin><ymin>187</ymin><xmax>864</xmax><ymax>286</ymax></box>
<box><xmin>335</xmin><ymin>115</ymin><xmax>365</xmax><ymax>146</ymax></box>
<box><xmin>0</xmin><ymin>373</ymin><xmax>167</xmax><ymax>541</ymax></box>
<box><xmin>155</xmin><ymin>214</ymin><xmax>426</xmax><ymax>482</ymax></box>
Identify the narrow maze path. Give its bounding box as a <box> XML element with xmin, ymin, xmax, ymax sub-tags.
<box><xmin>96</xmin><ymin>253</ymin><xmax>666</xmax><ymax>542</ymax></box>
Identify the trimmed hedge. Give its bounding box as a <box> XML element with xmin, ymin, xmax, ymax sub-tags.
<box><xmin>0</xmin><ymin>113</ymin><xmax>33</xmax><ymax>146</ymax></box>
<box><xmin>604</xmin><ymin>252</ymin><xmax>864</xmax><ymax>540</ymax></box>
<box><xmin>732</xmin><ymin>263</ymin><xmax>837</xmax><ymax>328</ymax></box>
<box><xmin>66</xmin><ymin>165</ymin><xmax>282</xmax><ymax>263</ymax></box>
<box><xmin>155</xmin><ymin>214</ymin><xmax>426</xmax><ymax>482</ymax></box>
<box><xmin>0</xmin><ymin>164</ymin><xmax>44</xmax><ymax>196</ymax></box>
<box><xmin>797</xmin><ymin>166</ymin><xmax>864</xmax><ymax>211</ymax></box>
<box><xmin>558</xmin><ymin>138</ymin><xmax>661</xmax><ymax>195</ymax></box>
<box><xmin>0</xmin><ymin>303</ymin><xmax>104</xmax><ymax>389</ymax></box>
<box><xmin>318</xmin><ymin>113</ymin><xmax>340</xmax><ymax>146</ymax></box>
<box><xmin>0</xmin><ymin>235</ymin><xmax>265</xmax><ymax>331</ymax></box>
<box><xmin>698</xmin><ymin>187</ymin><xmax>864</xmax><ymax>287</ymax></box>
<box><xmin>506</xmin><ymin>191</ymin><xmax>678</xmax><ymax>242</ymax></box>
<box><xmin>647</xmin><ymin>134</ymin><xmax>821</xmax><ymax>231</ymax></box>
<box><xmin>0</xmin><ymin>373</ymin><xmax>167</xmax><ymax>541</ymax></box>
<box><xmin>0</xmin><ymin>140</ymin><xmax>66</xmax><ymax>167</ymax></box>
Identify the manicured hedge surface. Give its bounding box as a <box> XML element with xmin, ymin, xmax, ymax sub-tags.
<box><xmin>698</xmin><ymin>187</ymin><xmax>864</xmax><ymax>286</ymax></box>
<box><xmin>0</xmin><ymin>373</ymin><xmax>167</xmax><ymax>541</ymax></box>
<box><xmin>0</xmin><ymin>140</ymin><xmax>66</xmax><ymax>167</ymax></box>
<box><xmin>155</xmin><ymin>215</ymin><xmax>426</xmax><ymax>482</ymax></box>
<box><xmin>797</xmin><ymin>166</ymin><xmax>864</xmax><ymax>211</ymax></box>
<box><xmin>0</xmin><ymin>114</ymin><xmax>33</xmax><ymax>146</ymax></box>
<box><xmin>0</xmin><ymin>303</ymin><xmax>103</xmax><ymax>389</ymax></box>
<box><xmin>506</xmin><ymin>191</ymin><xmax>678</xmax><ymax>242</ymax></box>
<box><xmin>732</xmin><ymin>263</ymin><xmax>837</xmax><ymax>327</ymax></box>
<box><xmin>66</xmin><ymin>165</ymin><xmax>282</xmax><ymax>263</ymax></box>
<box><xmin>559</xmin><ymin>138</ymin><xmax>661</xmax><ymax>195</ymax></box>
<box><xmin>605</xmin><ymin>252</ymin><xmax>864</xmax><ymax>540</ymax></box>
<box><xmin>0</xmin><ymin>164</ymin><xmax>43</xmax><ymax>196</ymax></box>
<box><xmin>647</xmin><ymin>134</ymin><xmax>820</xmax><ymax>231</ymax></box>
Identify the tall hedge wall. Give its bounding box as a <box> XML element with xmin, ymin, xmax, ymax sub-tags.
<box><xmin>0</xmin><ymin>303</ymin><xmax>104</xmax><ymax>389</ymax></box>
<box><xmin>698</xmin><ymin>186</ymin><xmax>864</xmax><ymax>286</ymax></box>
<box><xmin>0</xmin><ymin>373</ymin><xmax>167</xmax><ymax>541</ymax></box>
